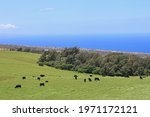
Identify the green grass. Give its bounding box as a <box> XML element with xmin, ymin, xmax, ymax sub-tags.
<box><xmin>0</xmin><ymin>50</ymin><xmax>150</xmax><ymax>100</ymax></box>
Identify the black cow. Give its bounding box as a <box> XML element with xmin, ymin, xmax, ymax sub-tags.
<box><xmin>84</xmin><ymin>79</ymin><xmax>86</xmax><ymax>83</ymax></box>
<box><xmin>95</xmin><ymin>77</ymin><xmax>100</xmax><ymax>81</ymax></box>
<box><xmin>90</xmin><ymin>74</ymin><xmax>93</xmax><ymax>77</ymax></box>
<box><xmin>140</xmin><ymin>76</ymin><xmax>143</xmax><ymax>79</ymax></box>
<box><xmin>74</xmin><ymin>75</ymin><xmax>78</xmax><ymax>80</ymax></box>
<box><xmin>40</xmin><ymin>74</ymin><xmax>45</xmax><ymax>77</ymax></box>
<box><xmin>88</xmin><ymin>78</ymin><xmax>92</xmax><ymax>82</ymax></box>
<box><xmin>40</xmin><ymin>83</ymin><xmax>45</xmax><ymax>86</ymax></box>
<box><xmin>15</xmin><ymin>84</ymin><xmax>21</xmax><ymax>88</ymax></box>
<box><xmin>37</xmin><ymin>77</ymin><xmax>40</xmax><ymax>80</ymax></box>
<box><xmin>45</xmin><ymin>80</ymin><xmax>48</xmax><ymax>83</ymax></box>
<box><xmin>22</xmin><ymin>76</ymin><xmax>26</xmax><ymax>79</ymax></box>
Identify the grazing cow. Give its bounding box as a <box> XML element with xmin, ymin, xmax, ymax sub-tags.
<box><xmin>37</xmin><ymin>77</ymin><xmax>40</xmax><ymax>80</ymax></box>
<box><xmin>40</xmin><ymin>83</ymin><xmax>45</xmax><ymax>87</ymax></box>
<box><xmin>84</xmin><ymin>79</ymin><xmax>86</xmax><ymax>83</ymax></box>
<box><xmin>140</xmin><ymin>76</ymin><xmax>143</xmax><ymax>79</ymax></box>
<box><xmin>88</xmin><ymin>78</ymin><xmax>92</xmax><ymax>82</ymax></box>
<box><xmin>22</xmin><ymin>76</ymin><xmax>26</xmax><ymax>79</ymax></box>
<box><xmin>74</xmin><ymin>75</ymin><xmax>78</xmax><ymax>80</ymax></box>
<box><xmin>95</xmin><ymin>77</ymin><xmax>100</xmax><ymax>81</ymax></box>
<box><xmin>45</xmin><ymin>80</ymin><xmax>48</xmax><ymax>83</ymax></box>
<box><xmin>40</xmin><ymin>74</ymin><xmax>45</xmax><ymax>77</ymax></box>
<box><xmin>15</xmin><ymin>84</ymin><xmax>21</xmax><ymax>88</ymax></box>
<box><xmin>90</xmin><ymin>75</ymin><xmax>93</xmax><ymax>77</ymax></box>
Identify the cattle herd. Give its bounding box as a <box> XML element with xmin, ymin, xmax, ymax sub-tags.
<box><xmin>15</xmin><ymin>74</ymin><xmax>48</xmax><ymax>88</ymax></box>
<box><xmin>14</xmin><ymin>74</ymin><xmax>144</xmax><ymax>89</ymax></box>
<box><xmin>15</xmin><ymin>74</ymin><xmax>102</xmax><ymax>89</ymax></box>
<box><xmin>74</xmin><ymin>74</ymin><xmax>101</xmax><ymax>83</ymax></box>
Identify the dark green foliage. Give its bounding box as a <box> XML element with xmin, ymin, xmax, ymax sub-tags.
<box><xmin>59</xmin><ymin>63</ymin><xmax>73</xmax><ymax>70</ymax></box>
<box><xmin>38</xmin><ymin>62</ymin><xmax>44</xmax><ymax>66</ymax></box>
<box><xmin>92</xmin><ymin>67</ymin><xmax>101</xmax><ymax>74</ymax></box>
<box><xmin>17</xmin><ymin>47</ymin><xmax>23</xmax><ymax>51</ymax></box>
<box><xmin>76</xmin><ymin>65</ymin><xmax>95</xmax><ymax>73</ymax></box>
<box><xmin>38</xmin><ymin>47</ymin><xmax>150</xmax><ymax>77</ymax></box>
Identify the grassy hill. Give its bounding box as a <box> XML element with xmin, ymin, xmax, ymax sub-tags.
<box><xmin>0</xmin><ymin>50</ymin><xmax>150</xmax><ymax>100</ymax></box>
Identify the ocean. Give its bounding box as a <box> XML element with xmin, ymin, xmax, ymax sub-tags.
<box><xmin>0</xmin><ymin>34</ymin><xmax>150</xmax><ymax>53</ymax></box>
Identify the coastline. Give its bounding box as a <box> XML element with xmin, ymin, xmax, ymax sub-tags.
<box><xmin>0</xmin><ymin>44</ymin><xmax>150</xmax><ymax>58</ymax></box>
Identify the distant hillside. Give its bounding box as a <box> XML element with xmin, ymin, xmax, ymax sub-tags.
<box><xmin>80</xmin><ymin>48</ymin><xmax>150</xmax><ymax>58</ymax></box>
<box><xmin>0</xmin><ymin>44</ymin><xmax>150</xmax><ymax>58</ymax></box>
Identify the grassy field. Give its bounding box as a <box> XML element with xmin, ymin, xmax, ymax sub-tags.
<box><xmin>0</xmin><ymin>50</ymin><xmax>150</xmax><ymax>100</ymax></box>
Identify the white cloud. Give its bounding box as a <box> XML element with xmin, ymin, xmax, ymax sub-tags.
<box><xmin>40</xmin><ymin>7</ymin><xmax>54</xmax><ymax>12</ymax></box>
<box><xmin>0</xmin><ymin>24</ymin><xmax>17</xmax><ymax>29</ymax></box>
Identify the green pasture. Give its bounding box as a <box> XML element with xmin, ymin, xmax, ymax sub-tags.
<box><xmin>0</xmin><ymin>51</ymin><xmax>150</xmax><ymax>100</ymax></box>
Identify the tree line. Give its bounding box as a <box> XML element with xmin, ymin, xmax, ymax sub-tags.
<box><xmin>38</xmin><ymin>47</ymin><xmax>150</xmax><ymax>77</ymax></box>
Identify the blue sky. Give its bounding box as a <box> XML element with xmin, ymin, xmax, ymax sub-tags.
<box><xmin>0</xmin><ymin>0</ymin><xmax>150</xmax><ymax>35</ymax></box>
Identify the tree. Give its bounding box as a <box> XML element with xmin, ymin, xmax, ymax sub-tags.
<box><xmin>38</xmin><ymin>47</ymin><xmax>150</xmax><ymax>77</ymax></box>
<box><xmin>17</xmin><ymin>47</ymin><xmax>22</xmax><ymax>51</ymax></box>
<box><xmin>61</xmin><ymin>47</ymin><xmax>79</xmax><ymax>57</ymax></box>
